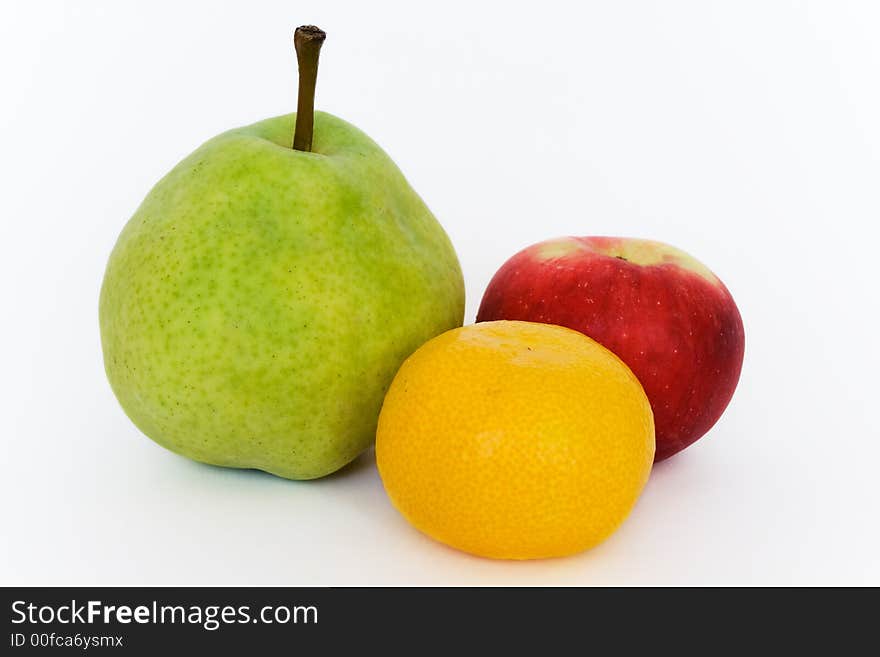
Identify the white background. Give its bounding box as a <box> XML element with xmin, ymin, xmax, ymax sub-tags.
<box><xmin>2</xmin><ymin>1</ymin><xmax>878</xmax><ymax>586</ymax></box>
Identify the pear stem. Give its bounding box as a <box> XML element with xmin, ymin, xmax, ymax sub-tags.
<box><xmin>292</xmin><ymin>25</ymin><xmax>326</xmax><ymax>152</ymax></box>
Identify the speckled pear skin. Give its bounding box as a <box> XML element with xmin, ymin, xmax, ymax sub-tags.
<box><xmin>100</xmin><ymin>111</ymin><xmax>465</xmax><ymax>480</ymax></box>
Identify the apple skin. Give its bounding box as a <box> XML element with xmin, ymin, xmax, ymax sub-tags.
<box><xmin>476</xmin><ymin>236</ymin><xmax>744</xmax><ymax>461</ymax></box>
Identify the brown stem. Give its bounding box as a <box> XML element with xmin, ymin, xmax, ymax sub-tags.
<box><xmin>292</xmin><ymin>25</ymin><xmax>326</xmax><ymax>151</ymax></box>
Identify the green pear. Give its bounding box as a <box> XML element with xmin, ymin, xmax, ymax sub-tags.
<box><xmin>99</xmin><ymin>27</ymin><xmax>464</xmax><ymax>479</ymax></box>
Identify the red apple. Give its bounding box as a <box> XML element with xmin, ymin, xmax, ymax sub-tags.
<box><xmin>477</xmin><ymin>237</ymin><xmax>744</xmax><ymax>460</ymax></box>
